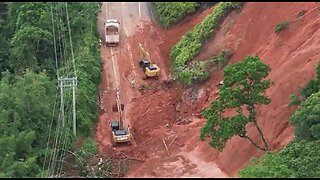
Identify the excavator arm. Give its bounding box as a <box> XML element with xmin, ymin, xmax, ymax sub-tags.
<box><xmin>115</xmin><ymin>89</ymin><xmax>123</xmax><ymax>128</ymax></box>
<box><xmin>138</xmin><ymin>43</ymin><xmax>150</xmax><ymax>60</ymax></box>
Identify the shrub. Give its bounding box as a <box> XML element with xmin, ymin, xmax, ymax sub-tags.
<box><xmin>75</xmin><ymin>138</ymin><xmax>97</xmax><ymax>176</ymax></box>
<box><xmin>178</xmin><ymin>50</ymin><xmax>232</xmax><ymax>84</ymax></box>
<box><xmin>210</xmin><ymin>50</ymin><xmax>232</xmax><ymax>67</ymax></box>
<box><xmin>288</xmin><ymin>94</ymin><xmax>302</xmax><ymax>107</ymax></box>
<box><xmin>239</xmin><ymin>140</ymin><xmax>320</xmax><ymax>178</ymax></box>
<box><xmin>170</xmin><ymin>2</ymin><xmax>242</xmax><ymax>84</ymax></box>
<box><xmin>151</xmin><ymin>2</ymin><xmax>200</xmax><ymax>28</ymax></box>
<box><xmin>274</xmin><ymin>21</ymin><xmax>289</xmax><ymax>34</ymax></box>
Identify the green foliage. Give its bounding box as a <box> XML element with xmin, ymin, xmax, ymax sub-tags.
<box><xmin>176</xmin><ymin>66</ymin><xmax>193</xmax><ymax>85</ymax></box>
<box><xmin>201</xmin><ymin>103</ymin><xmax>247</xmax><ymax>151</ymax></box>
<box><xmin>274</xmin><ymin>21</ymin><xmax>289</xmax><ymax>34</ymax></box>
<box><xmin>201</xmin><ymin>56</ymin><xmax>272</xmax><ymax>151</ymax></box>
<box><xmin>178</xmin><ymin>50</ymin><xmax>232</xmax><ymax>85</ymax></box>
<box><xmin>301</xmin><ymin>78</ymin><xmax>320</xmax><ymax>99</ymax></box>
<box><xmin>0</xmin><ymin>70</ymin><xmax>55</xmax><ymax>177</ymax></box>
<box><xmin>288</xmin><ymin>94</ymin><xmax>302</xmax><ymax>107</ymax></box>
<box><xmin>290</xmin><ymin>91</ymin><xmax>320</xmax><ymax>141</ymax></box>
<box><xmin>239</xmin><ymin>140</ymin><xmax>320</xmax><ymax>178</ymax></box>
<box><xmin>239</xmin><ymin>62</ymin><xmax>320</xmax><ymax>178</ymax></box>
<box><xmin>9</xmin><ymin>26</ymin><xmax>53</xmax><ymax>73</ymax></box>
<box><xmin>290</xmin><ymin>63</ymin><xmax>320</xmax><ymax>105</ymax></box>
<box><xmin>152</xmin><ymin>2</ymin><xmax>200</xmax><ymax>28</ymax></box>
<box><xmin>170</xmin><ymin>2</ymin><xmax>242</xmax><ymax>84</ymax></box>
<box><xmin>210</xmin><ymin>50</ymin><xmax>232</xmax><ymax>67</ymax></box>
<box><xmin>239</xmin><ymin>153</ymin><xmax>294</xmax><ymax>178</ymax></box>
<box><xmin>75</xmin><ymin>138</ymin><xmax>97</xmax><ymax>176</ymax></box>
<box><xmin>221</xmin><ymin>56</ymin><xmax>272</xmax><ymax>109</ymax></box>
<box><xmin>0</xmin><ymin>2</ymin><xmax>102</xmax><ymax>177</ymax></box>
<box><xmin>0</xmin><ymin>3</ymin><xmax>12</xmax><ymax>73</ymax></box>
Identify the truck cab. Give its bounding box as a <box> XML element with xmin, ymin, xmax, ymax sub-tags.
<box><xmin>104</xmin><ymin>19</ymin><xmax>120</xmax><ymax>46</ymax></box>
<box><xmin>110</xmin><ymin>120</ymin><xmax>132</xmax><ymax>144</ymax></box>
<box><xmin>139</xmin><ymin>59</ymin><xmax>160</xmax><ymax>78</ymax></box>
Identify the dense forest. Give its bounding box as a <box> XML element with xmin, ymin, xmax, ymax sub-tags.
<box><xmin>0</xmin><ymin>2</ymin><xmax>102</xmax><ymax>177</ymax></box>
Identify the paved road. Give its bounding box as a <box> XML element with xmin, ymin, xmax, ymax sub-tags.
<box><xmin>98</xmin><ymin>2</ymin><xmax>152</xmax><ymax>40</ymax></box>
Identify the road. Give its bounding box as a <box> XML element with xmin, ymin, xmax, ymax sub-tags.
<box><xmin>94</xmin><ymin>2</ymin><xmax>229</xmax><ymax>178</ymax></box>
<box><xmin>96</xmin><ymin>2</ymin><xmax>154</xmax><ymax>153</ymax></box>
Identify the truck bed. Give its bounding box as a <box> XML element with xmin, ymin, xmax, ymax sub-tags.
<box><xmin>106</xmin><ymin>35</ymin><xmax>119</xmax><ymax>43</ymax></box>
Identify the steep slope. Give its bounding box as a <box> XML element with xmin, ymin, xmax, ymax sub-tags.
<box><xmin>192</xmin><ymin>2</ymin><xmax>320</xmax><ymax>175</ymax></box>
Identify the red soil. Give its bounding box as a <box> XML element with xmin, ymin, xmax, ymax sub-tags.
<box><xmin>95</xmin><ymin>2</ymin><xmax>320</xmax><ymax>178</ymax></box>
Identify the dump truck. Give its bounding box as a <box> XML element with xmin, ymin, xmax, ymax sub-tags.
<box><xmin>110</xmin><ymin>90</ymin><xmax>132</xmax><ymax>145</ymax></box>
<box><xmin>138</xmin><ymin>43</ymin><xmax>160</xmax><ymax>79</ymax></box>
<box><xmin>104</xmin><ymin>19</ymin><xmax>120</xmax><ymax>46</ymax></box>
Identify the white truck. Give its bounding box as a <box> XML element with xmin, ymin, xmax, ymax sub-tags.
<box><xmin>104</xmin><ymin>19</ymin><xmax>120</xmax><ymax>46</ymax></box>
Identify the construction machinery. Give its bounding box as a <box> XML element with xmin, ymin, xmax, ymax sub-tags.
<box><xmin>138</xmin><ymin>43</ymin><xmax>160</xmax><ymax>79</ymax></box>
<box><xmin>110</xmin><ymin>89</ymin><xmax>132</xmax><ymax>145</ymax></box>
<box><xmin>104</xmin><ymin>19</ymin><xmax>120</xmax><ymax>46</ymax></box>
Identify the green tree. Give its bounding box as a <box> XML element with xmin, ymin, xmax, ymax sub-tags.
<box><xmin>0</xmin><ymin>70</ymin><xmax>56</xmax><ymax>177</ymax></box>
<box><xmin>239</xmin><ymin>153</ymin><xmax>294</xmax><ymax>178</ymax></box>
<box><xmin>200</xmin><ymin>56</ymin><xmax>272</xmax><ymax>151</ymax></box>
<box><xmin>239</xmin><ymin>140</ymin><xmax>320</xmax><ymax>178</ymax></box>
<box><xmin>290</xmin><ymin>91</ymin><xmax>320</xmax><ymax>141</ymax></box>
<box><xmin>9</xmin><ymin>26</ymin><xmax>53</xmax><ymax>74</ymax></box>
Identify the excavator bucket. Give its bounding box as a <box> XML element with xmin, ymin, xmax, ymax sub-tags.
<box><xmin>112</xmin><ymin>103</ymin><xmax>124</xmax><ymax>112</ymax></box>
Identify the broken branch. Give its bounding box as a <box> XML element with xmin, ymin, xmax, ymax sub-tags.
<box><xmin>162</xmin><ymin>139</ymin><xmax>170</xmax><ymax>155</ymax></box>
<box><xmin>113</xmin><ymin>148</ymin><xmax>145</xmax><ymax>162</ymax></box>
<box><xmin>140</xmin><ymin>108</ymin><xmax>151</xmax><ymax>118</ymax></box>
<box><xmin>169</xmin><ymin>135</ymin><xmax>178</xmax><ymax>147</ymax></box>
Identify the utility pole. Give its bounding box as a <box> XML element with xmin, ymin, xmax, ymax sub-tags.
<box><xmin>72</xmin><ymin>77</ymin><xmax>77</xmax><ymax>136</ymax></box>
<box><xmin>58</xmin><ymin>77</ymin><xmax>77</xmax><ymax>136</ymax></box>
<box><xmin>59</xmin><ymin>79</ymin><xmax>65</xmax><ymax>127</ymax></box>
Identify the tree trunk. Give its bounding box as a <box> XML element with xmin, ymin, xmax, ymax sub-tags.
<box><xmin>247</xmin><ymin>104</ymin><xmax>269</xmax><ymax>151</ymax></box>
<box><xmin>253</xmin><ymin>121</ymin><xmax>269</xmax><ymax>151</ymax></box>
<box><xmin>240</xmin><ymin>134</ymin><xmax>268</xmax><ymax>151</ymax></box>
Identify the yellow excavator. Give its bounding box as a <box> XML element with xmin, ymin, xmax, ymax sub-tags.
<box><xmin>110</xmin><ymin>89</ymin><xmax>132</xmax><ymax>145</ymax></box>
<box><xmin>138</xmin><ymin>43</ymin><xmax>160</xmax><ymax>79</ymax></box>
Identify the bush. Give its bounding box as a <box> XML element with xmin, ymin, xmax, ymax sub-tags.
<box><xmin>288</xmin><ymin>94</ymin><xmax>302</xmax><ymax>107</ymax></box>
<box><xmin>152</xmin><ymin>2</ymin><xmax>200</xmax><ymax>28</ymax></box>
<box><xmin>177</xmin><ymin>50</ymin><xmax>232</xmax><ymax>85</ymax></box>
<box><xmin>274</xmin><ymin>21</ymin><xmax>289</xmax><ymax>34</ymax></box>
<box><xmin>290</xmin><ymin>91</ymin><xmax>320</xmax><ymax>141</ymax></box>
<box><xmin>210</xmin><ymin>50</ymin><xmax>232</xmax><ymax>67</ymax></box>
<box><xmin>75</xmin><ymin>138</ymin><xmax>97</xmax><ymax>176</ymax></box>
<box><xmin>170</xmin><ymin>2</ymin><xmax>242</xmax><ymax>84</ymax></box>
<box><xmin>239</xmin><ymin>140</ymin><xmax>320</xmax><ymax>178</ymax></box>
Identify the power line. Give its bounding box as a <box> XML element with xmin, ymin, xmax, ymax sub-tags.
<box><xmin>42</xmin><ymin>86</ymin><xmax>59</xmax><ymax>177</ymax></box>
<box><xmin>65</xmin><ymin>2</ymin><xmax>77</xmax><ymax>78</ymax></box>
<box><xmin>42</xmin><ymin>3</ymin><xmax>61</xmax><ymax>177</ymax></box>
<box><xmin>46</xmin><ymin>102</ymin><xmax>63</xmax><ymax>177</ymax></box>
<box><xmin>44</xmin><ymin>2</ymin><xmax>78</xmax><ymax>177</ymax></box>
<box><xmin>65</xmin><ymin>2</ymin><xmax>78</xmax><ymax>137</ymax></box>
<box><xmin>51</xmin><ymin>2</ymin><xmax>59</xmax><ymax>79</ymax></box>
<box><xmin>57</xmin><ymin>105</ymin><xmax>72</xmax><ymax>177</ymax></box>
<box><xmin>58</xmin><ymin>3</ymin><xmax>70</xmax><ymax>76</ymax></box>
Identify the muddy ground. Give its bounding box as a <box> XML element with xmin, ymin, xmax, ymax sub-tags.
<box><xmin>94</xmin><ymin>2</ymin><xmax>320</xmax><ymax>177</ymax></box>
